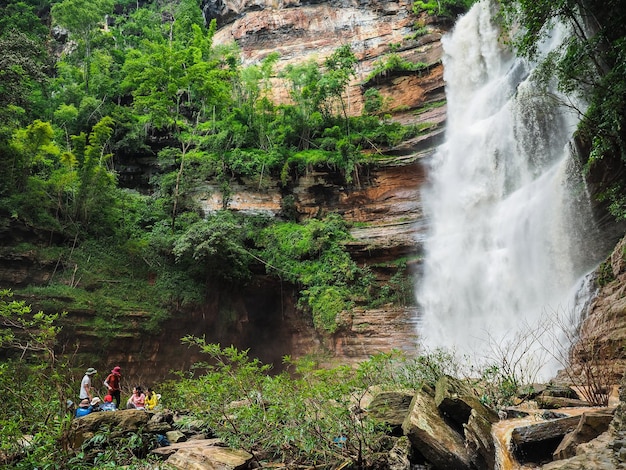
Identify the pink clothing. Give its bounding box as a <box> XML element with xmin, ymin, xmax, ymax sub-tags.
<box><xmin>130</xmin><ymin>392</ymin><xmax>146</xmax><ymax>409</ymax></box>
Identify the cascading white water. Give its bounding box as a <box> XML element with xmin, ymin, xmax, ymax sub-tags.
<box><xmin>418</xmin><ymin>0</ymin><xmax>600</xmax><ymax>377</ymax></box>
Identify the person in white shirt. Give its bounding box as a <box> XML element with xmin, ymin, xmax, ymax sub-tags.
<box><xmin>79</xmin><ymin>367</ymin><xmax>97</xmax><ymax>401</ymax></box>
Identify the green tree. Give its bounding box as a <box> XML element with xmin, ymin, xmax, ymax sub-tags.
<box><xmin>7</xmin><ymin>120</ymin><xmax>59</xmax><ymax>194</ymax></box>
<box><xmin>234</xmin><ymin>52</ymin><xmax>280</xmax><ymax>151</ymax></box>
<box><xmin>282</xmin><ymin>61</ymin><xmax>324</xmax><ymax>150</ymax></box>
<box><xmin>0</xmin><ymin>289</ymin><xmax>63</xmax><ymax>361</ymax></box>
<box><xmin>122</xmin><ymin>16</ymin><xmax>232</xmax><ymax>228</ymax></box>
<box><xmin>0</xmin><ymin>1</ymin><xmax>50</xmax><ymax>40</ymax></box>
<box><xmin>51</xmin><ymin>0</ymin><xmax>115</xmax><ymax>93</ymax></box>
<box><xmin>34</xmin><ymin>116</ymin><xmax>118</xmax><ymax>233</ymax></box>
<box><xmin>319</xmin><ymin>45</ymin><xmax>358</xmax><ymax>127</ymax></box>
<box><xmin>73</xmin><ymin>116</ymin><xmax>116</xmax><ymax>227</ymax></box>
<box><xmin>172</xmin><ymin>211</ymin><xmax>252</xmax><ymax>283</ymax></box>
<box><xmin>0</xmin><ymin>31</ymin><xmax>49</xmax><ymax>123</ymax></box>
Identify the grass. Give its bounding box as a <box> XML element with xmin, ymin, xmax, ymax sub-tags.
<box><xmin>414</xmin><ymin>99</ymin><xmax>446</xmax><ymax>115</ymax></box>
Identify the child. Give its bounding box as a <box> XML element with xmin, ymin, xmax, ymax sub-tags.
<box><xmin>90</xmin><ymin>396</ymin><xmax>101</xmax><ymax>412</ymax></box>
<box><xmin>101</xmin><ymin>394</ymin><xmax>117</xmax><ymax>411</ymax></box>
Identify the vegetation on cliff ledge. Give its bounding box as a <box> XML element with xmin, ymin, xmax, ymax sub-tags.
<box><xmin>0</xmin><ymin>0</ymin><xmax>423</xmax><ymax>340</ymax></box>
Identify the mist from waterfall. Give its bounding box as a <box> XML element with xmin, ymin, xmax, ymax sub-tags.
<box><xmin>418</xmin><ymin>1</ymin><xmax>599</xmax><ymax>378</ymax></box>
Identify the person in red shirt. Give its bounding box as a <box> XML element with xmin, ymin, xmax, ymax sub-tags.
<box><xmin>104</xmin><ymin>366</ymin><xmax>122</xmax><ymax>408</ymax></box>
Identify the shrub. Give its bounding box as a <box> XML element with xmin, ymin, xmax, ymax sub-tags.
<box><xmin>255</xmin><ymin>214</ymin><xmax>371</xmax><ymax>334</ymax></box>
<box><xmin>363</xmin><ymin>54</ymin><xmax>428</xmax><ymax>85</ymax></box>
<box><xmin>166</xmin><ymin>339</ymin><xmax>392</xmax><ymax>468</ymax></box>
<box><xmin>412</xmin><ymin>0</ymin><xmax>476</xmax><ymax>18</ymax></box>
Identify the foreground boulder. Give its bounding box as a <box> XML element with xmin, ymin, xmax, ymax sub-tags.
<box><xmin>465</xmin><ymin>407</ymin><xmax>499</xmax><ymax>470</ymax></box>
<box><xmin>69</xmin><ymin>410</ymin><xmax>153</xmax><ymax>447</ymax></box>
<box><xmin>367</xmin><ymin>390</ymin><xmax>415</xmax><ymax>433</ymax></box>
<box><xmin>511</xmin><ymin>415</ymin><xmax>581</xmax><ymax>464</ymax></box>
<box><xmin>165</xmin><ymin>441</ymin><xmax>253</xmax><ymax>470</ymax></box>
<box><xmin>553</xmin><ymin>410</ymin><xmax>616</xmax><ymax>460</ymax></box>
<box><xmin>541</xmin><ymin>431</ymin><xmax>616</xmax><ymax>470</ymax></box>
<box><xmin>402</xmin><ymin>384</ymin><xmax>474</xmax><ymax>469</ymax></box>
<box><xmin>436</xmin><ymin>375</ymin><xmax>499</xmax><ymax>470</ymax></box>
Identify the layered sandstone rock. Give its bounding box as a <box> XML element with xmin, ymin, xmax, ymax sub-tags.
<box><xmin>207</xmin><ymin>0</ymin><xmax>447</xmax><ymax>117</ymax></box>
<box><xmin>571</xmin><ymin>235</ymin><xmax>626</xmax><ymax>383</ymax></box>
<box><xmin>190</xmin><ymin>1</ymin><xmax>447</xmax><ymax>366</ymax></box>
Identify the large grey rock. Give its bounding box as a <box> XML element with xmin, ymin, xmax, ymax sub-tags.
<box><xmin>367</xmin><ymin>390</ymin><xmax>415</xmax><ymax>427</ymax></box>
<box><xmin>541</xmin><ymin>385</ymin><xmax>580</xmax><ymax>399</ymax></box>
<box><xmin>553</xmin><ymin>410</ymin><xmax>616</xmax><ymax>460</ymax></box>
<box><xmin>166</xmin><ymin>442</ymin><xmax>253</xmax><ymax>470</ymax></box>
<box><xmin>152</xmin><ymin>438</ymin><xmax>224</xmax><ymax>458</ymax></box>
<box><xmin>542</xmin><ymin>431</ymin><xmax>616</xmax><ymax>469</ymax></box>
<box><xmin>402</xmin><ymin>385</ymin><xmax>473</xmax><ymax>470</ymax></box>
<box><xmin>537</xmin><ymin>396</ymin><xmax>593</xmax><ymax>409</ymax></box>
<box><xmin>435</xmin><ymin>375</ymin><xmax>499</xmax><ymax>470</ymax></box>
<box><xmin>465</xmin><ymin>408</ymin><xmax>497</xmax><ymax>470</ymax></box>
<box><xmin>166</xmin><ymin>430</ymin><xmax>187</xmax><ymax>443</ymax></box>
<box><xmin>69</xmin><ymin>410</ymin><xmax>151</xmax><ymax>447</ymax></box>
<box><xmin>511</xmin><ymin>415</ymin><xmax>581</xmax><ymax>464</ymax></box>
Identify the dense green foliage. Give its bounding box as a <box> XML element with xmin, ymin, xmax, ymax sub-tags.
<box><xmin>256</xmin><ymin>214</ymin><xmax>371</xmax><ymax>332</ymax></box>
<box><xmin>0</xmin><ymin>290</ymin><xmax>74</xmax><ymax>468</ymax></box>
<box><xmin>413</xmin><ymin>0</ymin><xmax>477</xmax><ymax>19</ymax></box>
<box><xmin>0</xmin><ymin>289</ymin><xmax>169</xmax><ymax>468</ymax></box>
<box><xmin>363</xmin><ymin>53</ymin><xmax>429</xmax><ymax>86</ymax></box>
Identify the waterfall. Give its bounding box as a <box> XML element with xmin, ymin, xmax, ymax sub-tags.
<box><xmin>418</xmin><ymin>0</ymin><xmax>600</xmax><ymax>378</ymax></box>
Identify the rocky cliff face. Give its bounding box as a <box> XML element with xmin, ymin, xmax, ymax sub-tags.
<box><xmin>571</xmin><ymin>235</ymin><xmax>626</xmax><ymax>383</ymax></box>
<box><xmin>192</xmin><ymin>0</ymin><xmax>445</xmax><ymax>364</ymax></box>
<box><xmin>207</xmin><ymin>0</ymin><xmax>447</xmax><ymax>117</ymax></box>
<box><xmin>201</xmin><ymin>0</ymin><xmax>450</xmax><ymax>364</ymax></box>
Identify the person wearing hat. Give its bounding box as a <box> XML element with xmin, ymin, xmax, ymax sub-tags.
<box><xmin>101</xmin><ymin>394</ymin><xmax>117</xmax><ymax>411</ymax></box>
<box><xmin>79</xmin><ymin>367</ymin><xmax>97</xmax><ymax>402</ymax></box>
<box><xmin>75</xmin><ymin>398</ymin><xmax>93</xmax><ymax>418</ymax></box>
<box><xmin>104</xmin><ymin>366</ymin><xmax>122</xmax><ymax>408</ymax></box>
<box><xmin>90</xmin><ymin>396</ymin><xmax>102</xmax><ymax>412</ymax></box>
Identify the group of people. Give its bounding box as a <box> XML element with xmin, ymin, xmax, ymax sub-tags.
<box><xmin>126</xmin><ymin>385</ymin><xmax>160</xmax><ymax>411</ymax></box>
<box><xmin>75</xmin><ymin>366</ymin><xmax>160</xmax><ymax>418</ymax></box>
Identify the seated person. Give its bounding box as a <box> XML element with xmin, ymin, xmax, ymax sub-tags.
<box><xmin>75</xmin><ymin>398</ymin><xmax>93</xmax><ymax>418</ymax></box>
<box><xmin>126</xmin><ymin>386</ymin><xmax>146</xmax><ymax>410</ymax></box>
<box><xmin>100</xmin><ymin>394</ymin><xmax>117</xmax><ymax>411</ymax></box>
<box><xmin>90</xmin><ymin>396</ymin><xmax>101</xmax><ymax>411</ymax></box>
<box><xmin>145</xmin><ymin>388</ymin><xmax>160</xmax><ymax>410</ymax></box>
